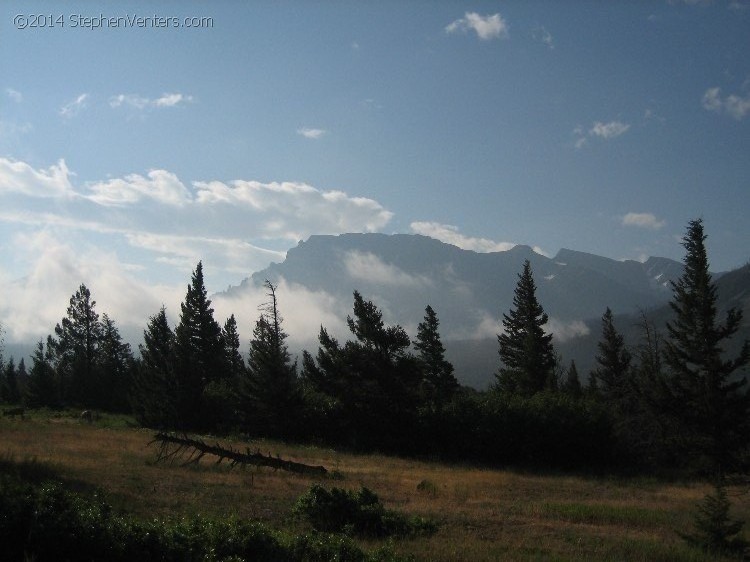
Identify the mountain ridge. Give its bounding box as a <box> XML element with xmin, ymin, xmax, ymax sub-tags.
<box><xmin>222</xmin><ymin>233</ymin><xmax>687</xmax><ymax>347</ymax></box>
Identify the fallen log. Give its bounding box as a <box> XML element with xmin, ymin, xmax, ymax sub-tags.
<box><xmin>149</xmin><ymin>432</ymin><xmax>328</xmax><ymax>476</ymax></box>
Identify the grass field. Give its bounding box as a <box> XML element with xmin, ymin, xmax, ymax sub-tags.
<box><xmin>1</xmin><ymin>409</ymin><xmax>748</xmax><ymax>561</ymax></box>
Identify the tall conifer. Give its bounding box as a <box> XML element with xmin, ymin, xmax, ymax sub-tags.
<box><xmin>415</xmin><ymin>305</ymin><xmax>458</xmax><ymax>408</ymax></box>
<box><xmin>592</xmin><ymin>307</ymin><xmax>632</xmax><ymax>406</ymax></box>
<box><xmin>663</xmin><ymin>219</ymin><xmax>750</xmax><ymax>474</ymax></box>
<box><xmin>496</xmin><ymin>260</ymin><xmax>556</xmax><ymax>396</ymax></box>
<box><xmin>174</xmin><ymin>262</ymin><xmax>225</xmax><ymax>428</ymax></box>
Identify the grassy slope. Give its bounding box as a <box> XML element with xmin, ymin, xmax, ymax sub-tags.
<box><xmin>1</xmin><ymin>410</ymin><xmax>747</xmax><ymax>561</ymax></box>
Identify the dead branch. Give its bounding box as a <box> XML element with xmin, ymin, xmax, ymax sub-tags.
<box><xmin>149</xmin><ymin>432</ymin><xmax>328</xmax><ymax>476</ymax></box>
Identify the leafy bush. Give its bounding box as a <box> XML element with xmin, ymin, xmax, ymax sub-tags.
<box><xmin>293</xmin><ymin>484</ymin><xmax>437</xmax><ymax>538</ymax></box>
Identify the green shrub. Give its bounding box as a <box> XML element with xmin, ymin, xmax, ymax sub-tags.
<box><xmin>293</xmin><ymin>484</ymin><xmax>437</xmax><ymax>538</ymax></box>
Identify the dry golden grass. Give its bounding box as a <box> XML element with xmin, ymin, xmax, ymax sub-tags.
<box><xmin>2</xmin><ymin>411</ymin><xmax>748</xmax><ymax>561</ymax></box>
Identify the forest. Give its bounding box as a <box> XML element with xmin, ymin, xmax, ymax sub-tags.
<box><xmin>1</xmin><ymin>219</ymin><xmax>748</xmax><ymax>480</ymax></box>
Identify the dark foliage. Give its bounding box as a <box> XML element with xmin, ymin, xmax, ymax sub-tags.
<box><xmin>591</xmin><ymin>307</ymin><xmax>632</xmax><ymax>405</ymax></box>
<box><xmin>24</xmin><ymin>337</ymin><xmax>59</xmax><ymax>408</ymax></box>
<box><xmin>0</xmin><ymin>464</ymin><xmax>409</xmax><ymax>562</ymax></box>
<box><xmin>496</xmin><ymin>260</ymin><xmax>557</xmax><ymax>397</ymax></box>
<box><xmin>302</xmin><ymin>291</ymin><xmax>422</xmax><ymax>452</ymax></box>
<box><xmin>173</xmin><ymin>261</ymin><xmax>227</xmax><ymax>429</ymax></box>
<box><xmin>661</xmin><ymin>219</ymin><xmax>750</xmax><ymax>475</ymax></box>
<box><xmin>242</xmin><ymin>280</ymin><xmax>301</xmax><ymax>439</ymax></box>
<box><xmin>293</xmin><ymin>484</ymin><xmax>437</xmax><ymax>538</ymax></box>
<box><xmin>562</xmin><ymin>360</ymin><xmax>583</xmax><ymax>398</ymax></box>
<box><xmin>52</xmin><ymin>284</ymin><xmax>103</xmax><ymax>407</ymax></box>
<box><xmin>682</xmin><ymin>483</ymin><xmax>748</xmax><ymax>556</ymax></box>
<box><xmin>415</xmin><ymin>305</ymin><xmax>459</xmax><ymax>410</ymax></box>
<box><xmin>132</xmin><ymin>306</ymin><xmax>178</xmax><ymax>428</ymax></box>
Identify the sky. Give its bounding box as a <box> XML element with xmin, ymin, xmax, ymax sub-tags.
<box><xmin>0</xmin><ymin>0</ymin><xmax>749</xmax><ymax>348</ymax></box>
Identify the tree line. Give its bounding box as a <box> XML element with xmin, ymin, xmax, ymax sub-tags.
<box><xmin>1</xmin><ymin>219</ymin><xmax>748</xmax><ymax>475</ymax></box>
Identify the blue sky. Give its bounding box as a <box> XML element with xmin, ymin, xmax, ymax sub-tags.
<box><xmin>1</xmin><ymin>0</ymin><xmax>749</xmax><ymax>345</ymax></box>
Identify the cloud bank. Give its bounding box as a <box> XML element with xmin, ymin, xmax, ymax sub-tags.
<box><xmin>0</xmin><ymin>157</ymin><xmax>395</xmax><ymax>344</ymax></box>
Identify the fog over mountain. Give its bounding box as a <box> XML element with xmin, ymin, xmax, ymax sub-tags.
<box><xmin>215</xmin><ymin>233</ymin><xmax>722</xmax><ymax>388</ymax></box>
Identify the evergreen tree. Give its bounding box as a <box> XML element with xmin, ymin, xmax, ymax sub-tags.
<box><xmin>99</xmin><ymin>314</ymin><xmax>134</xmax><ymax>412</ymax></box>
<box><xmin>662</xmin><ymin>219</ymin><xmax>750</xmax><ymax>475</ymax></box>
<box><xmin>414</xmin><ymin>305</ymin><xmax>458</xmax><ymax>409</ymax></box>
<box><xmin>223</xmin><ymin>314</ymin><xmax>245</xmax><ymax>379</ymax></box>
<box><xmin>496</xmin><ymin>260</ymin><xmax>557</xmax><ymax>397</ymax></box>
<box><xmin>303</xmin><ymin>291</ymin><xmax>421</xmax><ymax>451</ymax></box>
<box><xmin>174</xmin><ymin>262</ymin><xmax>227</xmax><ymax>429</ymax></box>
<box><xmin>242</xmin><ymin>281</ymin><xmax>299</xmax><ymax>438</ymax></box>
<box><xmin>133</xmin><ymin>306</ymin><xmax>178</xmax><ymax>428</ymax></box>
<box><xmin>53</xmin><ymin>284</ymin><xmax>102</xmax><ymax>407</ymax></box>
<box><xmin>25</xmin><ymin>338</ymin><xmax>59</xmax><ymax>408</ymax></box>
<box><xmin>562</xmin><ymin>360</ymin><xmax>583</xmax><ymax>398</ymax></box>
<box><xmin>591</xmin><ymin>307</ymin><xmax>632</xmax><ymax>405</ymax></box>
<box><xmin>16</xmin><ymin>358</ymin><xmax>27</xmax><ymax>402</ymax></box>
<box><xmin>3</xmin><ymin>358</ymin><xmax>21</xmax><ymax>404</ymax></box>
<box><xmin>684</xmin><ymin>483</ymin><xmax>748</xmax><ymax>556</ymax></box>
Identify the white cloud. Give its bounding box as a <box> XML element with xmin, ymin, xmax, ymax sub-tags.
<box><xmin>194</xmin><ymin>179</ymin><xmax>393</xmax><ymax>240</ymax></box>
<box><xmin>343</xmin><ymin>251</ymin><xmax>431</xmax><ymax>288</ymax></box>
<box><xmin>297</xmin><ymin>128</ymin><xmax>327</xmax><ymax>139</ymax></box>
<box><xmin>0</xmin><ymin>230</ymin><xmax>181</xmax><ymax>344</ymax></box>
<box><xmin>702</xmin><ymin>87</ymin><xmax>723</xmax><ymax>112</ymax></box>
<box><xmin>622</xmin><ymin>212</ymin><xmax>666</xmax><ymax>230</ymax></box>
<box><xmin>0</xmin><ymin>158</ymin><xmax>74</xmax><ymax>197</ymax></box>
<box><xmin>589</xmin><ymin>121</ymin><xmax>630</xmax><ymax>139</ymax></box>
<box><xmin>410</xmin><ymin>221</ymin><xmax>516</xmax><ymax>253</ymax></box>
<box><xmin>702</xmin><ymin>87</ymin><xmax>750</xmax><ymax>120</ymax></box>
<box><xmin>446</xmin><ymin>12</ymin><xmax>509</xmax><ymax>40</ymax></box>
<box><xmin>545</xmin><ymin>318</ymin><xmax>590</xmax><ymax>343</ymax></box>
<box><xmin>60</xmin><ymin>93</ymin><xmax>89</xmax><ymax>118</ymax></box>
<box><xmin>0</xmin><ymin>157</ymin><xmax>395</xmax><ymax>307</ymax></box>
<box><xmin>533</xmin><ymin>26</ymin><xmax>554</xmax><ymax>49</ymax></box>
<box><xmin>575</xmin><ymin>120</ymin><xmax>630</xmax><ymax>148</ymax></box>
<box><xmin>87</xmin><ymin>170</ymin><xmax>192</xmax><ymax>207</ymax></box>
<box><xmin>109</xmin><ymin>92</ymin><xmax>192</xmax><ymax>109</ymax></box>
<box><xmin>109</xmin><ymin>94</ymin><xmax>148</xmax><ymax>109</ymax></box>
<box><xmin>154</xmin><ymin>93</ymin><xmax>192</xmax><ymax>107</ymax></box>
<box><xmin>5</xmin><ymin>88</ymin><xmax>22</xmax><ymax>103</ymax></box>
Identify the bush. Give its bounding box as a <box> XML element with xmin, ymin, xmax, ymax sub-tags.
<box><xmin>293</xmin><ymin>484</ymin><xmax>437</xmax><ymax>538</ymax></box>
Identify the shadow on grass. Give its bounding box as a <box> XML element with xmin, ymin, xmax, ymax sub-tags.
<box><xmin>0</xmin><ymin>452</ymin><xmax>100</xmax><ymax>496</ymax></box>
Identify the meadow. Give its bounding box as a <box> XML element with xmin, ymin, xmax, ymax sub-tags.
<box><xmin>1</xmin><ymin>409</ymin><xmax>748</xmax><ymax>561</ymax></box>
